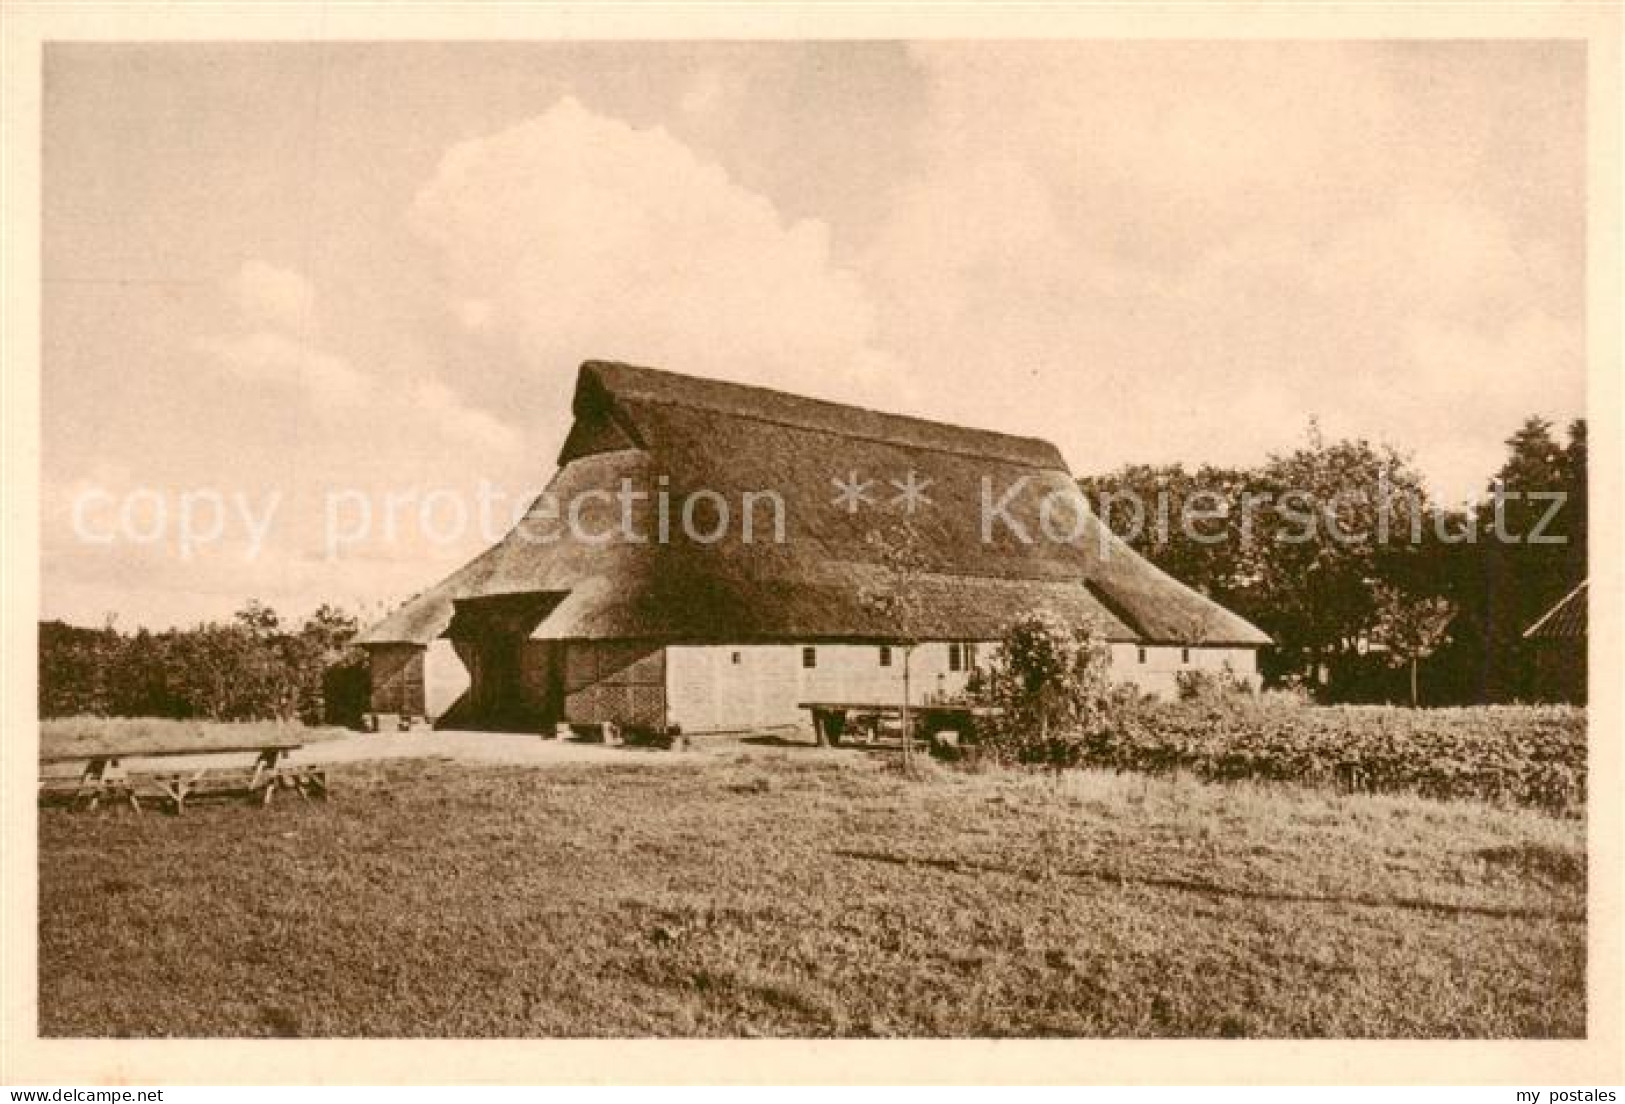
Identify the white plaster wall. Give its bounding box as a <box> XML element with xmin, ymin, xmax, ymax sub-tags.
<box><xmin>666</xmin><ymin>640</ymin><xmax>1262</xmax><ymax>729</ymax></box>
<box><xmin>665</xmin><ymin>642</ymin><xmax>991</xmax><ymax>734</ymax></box>
<box><xmin>665</xmin><ymin>645</ymin><xmax>801</xmax><ymax>732</ymax></box>
<box><xmin>1108</xmin><ymin>643</ymin><xmax>1259</xmax><ymax>700</ymax></box>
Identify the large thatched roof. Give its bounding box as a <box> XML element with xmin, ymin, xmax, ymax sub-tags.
<box><xmin>358</xmin><ymin>361</ymin><xmax>1270</xmax><ymax>647</ymax></box>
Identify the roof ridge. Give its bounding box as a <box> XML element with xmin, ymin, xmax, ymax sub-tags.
<box><xmin>583</xmin><ymin>359</ymin><xmax>1064</xmax><ymax>469</ymax></box>
<box><xmin>625</xmin><ymin>393</ymin><xmax>1068</xmax><ymax>470</ymax></box>
<box><xmin>824</xmin><ymin>561</ymin><xmax>1100</xmax><ymax>583</ymax></box>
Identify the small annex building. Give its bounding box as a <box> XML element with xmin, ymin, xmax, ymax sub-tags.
<box><xmin>1522</xmin><ymin>578</ymin><xmax>1587</xmax><ymax>704</ymax></box>
<box><xmin>358</xmin><ymin>361</ymin><xmax>1271</xmax><ymax>734</ymax></box>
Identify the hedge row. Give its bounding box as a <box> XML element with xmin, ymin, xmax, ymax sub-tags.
<box><xmin>39</xmin><ymin>606</ymin><xmax>367</xmax><ymax>726</ymax></box>
<box><xmin>1085</xmin><ymin>697</ymin><xmax>1585</xmax><ymax>812</ymax></box>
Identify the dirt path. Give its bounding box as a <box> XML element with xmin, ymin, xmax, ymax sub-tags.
<box><xmin>297</xmin><ymin>729</ymin><xmax>717</xmax><ymax>768</ymax></box>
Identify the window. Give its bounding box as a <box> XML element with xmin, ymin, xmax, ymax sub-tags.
<box><xmin>1181</xmin><ymin>647</ymin><xmax>1191</xmax><ymax>664</ymax></box>
<box><xmin>731</xmin><ymin>651</ymin><xmax>742</xmax><ymax>665</ymax></box>
<box><xmin>1137</xmin><ymin>646</ymin><xmax>1147</xmax><ymax>665</ymax></box>
<box><xmin>802</xmin><ymin>646</ymin><xmax>817</xmax><ymax>669</ymax></box>
<box><xmin>948</xmin><ymin>643</ymin><xmax>963</xmax><ymax>672</ymax></box>
<box><xmin>878</xmin><ymin>645</ymin><xmax>892</xmax><ymax>667</ymax></box>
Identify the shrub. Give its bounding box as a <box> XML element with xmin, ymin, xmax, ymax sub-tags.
<box><xmin>976</xmin><ymin>614</ymin><xmax>1114</xmax><ymax>774</ymax></box>
<box><xmin>38</xmin><ymin>602</ymin><xmax>367</xmax><ymax>726</ymax></box>
<box><xmin>1089</xmin><ymin>695</ymin><xmax>1585</xmax><ymax>813</ymax></box>
<box><xmin>1174</xmin><ymin>661</ymin><xmax>1253</xmax><ymax>702</ymax></box>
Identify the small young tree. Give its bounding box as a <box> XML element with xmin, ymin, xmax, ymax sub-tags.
<box><xmin>1368</xmin><ymin>581</ymin><xmax>1455</xmax><ymax>707</ymax></box>
<box><xmin>980</xmin><ymin>613</ymin><xmax>1114</xmax><ymax>776</ymax></box>
<box><xmin>856</xmin><ymin>521</ymin><xmax>930</xmax><ymax>769</ymax></box>
<box><xmin>234</xmin><ymin>599</ymin><xmax>281</xmax><ymax>636</ymax></box>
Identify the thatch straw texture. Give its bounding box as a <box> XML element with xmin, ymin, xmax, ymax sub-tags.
<box><xmin>359</xmin><ymin>361</ymin><xmax>1270</xmax><ymax>648</ymax></box>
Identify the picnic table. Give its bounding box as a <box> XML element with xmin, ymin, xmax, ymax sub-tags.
<box><xmin>39</xmin><ymin>739</ymin><xmax>326</xmax><ymax>814</ymax></box>
<box><xmin>798</xmin><ymin>700</ymin><xmax>999</xmax><ymax>749</ymax></box>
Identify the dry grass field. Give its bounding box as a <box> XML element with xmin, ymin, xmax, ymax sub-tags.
<box><xmin>39</xmin><ymin>716</ymin><xmax>349</xmax><ymax>758</ymax></box>
<box><xmin>38</xmin><ymin>747</ymin><xmax>1584</xmax><ymax>1038</ymax></box>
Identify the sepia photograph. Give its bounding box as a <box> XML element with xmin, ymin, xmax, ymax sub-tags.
<box><xmin>3</xmin><ymin>4</ymin><xmax>1621</xmax><ymax>1090</ymax></box>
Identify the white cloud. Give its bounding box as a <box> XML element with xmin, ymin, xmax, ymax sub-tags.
<box><xmin>856</xmin><ymin>43</ymin><xmax>1584</xmax><ymax>503</ymax></box>
<box><xmin>408</xmin><ymin>95</ymin><xmax>907</xmax><ymax>411</ymax></box>
<box><xmin>196</xmin><ymin>264</ymin><xmax>523</xmax><ymax>458</ymax></box>
<box><xmin>455</xmin><ymin>298</ymin><xmax>493</xmax><ymax>330</ymax></box>
<box><xmin>680</xmin><ymin>68</ymin><xmax>728</xmax><ymax>117</ymax></box>
<box><xmin>1403</xmin><ymin>309</ymin><xmax>1584</xmax><ymax>496</ymax></box>
<box><xmin>900</xmin><ymin>43</ymin><xmax>1404</xmax><ymax>258</ymax></box>
<box><xmin>229</xmin><ymin>258</ymin><xmax>317</xmax><ymax>335</ymax></box>
<box><xmin>195</xmin><ymin>329</ymin><xmax>372</xmax><ymax>408</ymax></box>
<box><xmin>41</xmin><ymin>44</ymin><xmax>1584</xmax><ymax>632</ymax></box>
<box><xmin>410</xmin><ymin>380</ymin><xmax>523</xmax><ymax>454</ymax></box>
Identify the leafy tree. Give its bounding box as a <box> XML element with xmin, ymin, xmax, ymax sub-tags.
<box><xmin>39</xmin><ymin>600</ymin><xmax>368</xmax><ymax>725</ymax></box>
<box><xmin>301</xmin><ymin>603</ymin><xmax>358</xmax><ymax>655</ymax></box>
<box><xmin>856</xmin><ymin>522</ymin><xmax>931</xmax><ymax>768</ymax></box>
<box><xmin>1563</xmin><ymin>418</ymin><xmax>1588</xmax><ymax>569</ymax></box>
<box><xmin>38</xmin><ymin>620</ymin><xmax>118</xmax><ymax>716</ymax></box>
<box><xmin>1367</xmin><ymin>582</ymin><xmax>1455</xmax><ymax>706</ymax></box>
<box><xmin>1448</xmin><ymin>416</ymin><xmax>1587</xmax><ymax>701</ymax></box>
<box><xmin>234</xmin><ymin>599</ymin><xmax>281</xmax><ymax>636</ymax></box>
<box><xmin>1245</xmin><ymin>425</ymin><xmax>1433</xmax><ymax>685</ymax></box>
<box><xmin>1077</xmin><ymin>462</ymin><xmax>1254</xmax><ymax>608</ymax></box>
<box><xmin>1083</xmin><ymin>423</ymin><xmax>1437</xmax><ymax>696</ymax></box>
<box><xmin>299</xmin><ymin>604</ymin><xmax>364</xmax><ymax>725</ymax></box>
<box><xmin>1079</xmin><ymin>414</ymin><xmax>1586</xmax><ymax>704</ymax></box>
<box><xmin>106</xmin><ymin>627</ymin><xmax>176</xmax><ymax>717</ymax></box>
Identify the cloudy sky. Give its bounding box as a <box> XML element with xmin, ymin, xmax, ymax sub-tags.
<box><xmin>42</xmin><ymin>41</ymin><xmax>1585</xmax><ymax>629</ymax></box>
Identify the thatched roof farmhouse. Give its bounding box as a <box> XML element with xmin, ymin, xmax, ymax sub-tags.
<box><xmin>360</xmin><ymin>361</ymin><xmax>1269</xmax><ymax>734</ymax></box>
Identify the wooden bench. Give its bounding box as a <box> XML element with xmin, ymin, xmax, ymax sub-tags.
<box><xmin>40</xmin><ymin>741</ymin><xmax>323</xmax><ymax>815</ymax></box>
<box><xmin>136</xmin><ymin>760</ymin><xmax>327</xmax><ymax>816</ymax></box>
<box><xmin>365</xmin><ymin>712</ymin><xmax>431</xmax><ymax>733</ymax></box>
<box><xmin>38</xmin><ymin>757</ymin><xmax>135</xmax><ymax>812</ymax></box>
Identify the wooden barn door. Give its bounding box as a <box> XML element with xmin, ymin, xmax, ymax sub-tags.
<box><xmin>476</xmin><ymin>635</ymin><xmax>520</xmax><ymax>714</ymax></box>
<box><xmin>521</xmin><ymin>641</ymin><xmax>565</xmax><ymax>727</ymax></box>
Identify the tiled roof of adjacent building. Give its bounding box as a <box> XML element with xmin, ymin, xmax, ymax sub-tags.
<box><xmin>1524</xmin><ymin>579</ymin><xmax>1587</xmax><ymax>641</ymax></box>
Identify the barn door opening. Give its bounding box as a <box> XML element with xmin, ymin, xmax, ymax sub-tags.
<box><xmin>472</xmin><ymin>634</ymin><xmax>520</xmax><ymax>713</ymax></box>
<box><xmin>444</xmin><ymin>592</ymin><xmax>566</xmax><ymax>732</ymax></box>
